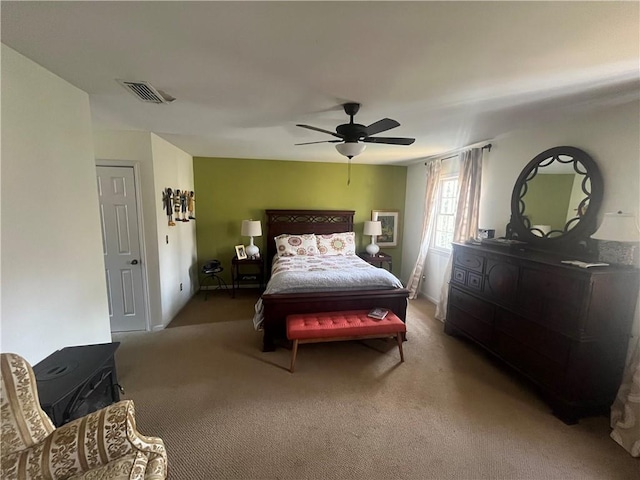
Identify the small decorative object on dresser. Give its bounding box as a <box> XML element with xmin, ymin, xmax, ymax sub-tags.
<box><xmin>480</xmin><ymin>237</ymin><xmax>527</xmax><ymax>249</ymax></box>
<box><xmin>477</xmin><ymin>228</ymin><xmax>495</xmax><ymax>239</ymax></box>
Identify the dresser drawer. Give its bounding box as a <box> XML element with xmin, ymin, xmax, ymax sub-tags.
<box><xmin>494</xmin><ymin>309</ymin><xmax>570</xmax><ymax>366</ymax></box>
<box><xmin>450</xmin><ymin>287</ymin><xmax>493</xmax><ymax>320</ymax></box>
<box><xmin>452</xmin><ymin>267</ymin><xmax>483</xmax><ymax>292</ymax></box>
<box><xmin>453</xmin><ymin>250</ymin><xmax>485</xmax><ymax>273</ymax></box>
<box><xmin>519</xmin><ymin>268</ymin><xmax>584</xmax><ymax>335</ymax></box>
<box><xmin>452</xmin><ymin>267</ymin><xmax>466</xmax><ymax>285</ymax></box>
<box><xmin>485</xmin><ymin>258</ymin><xmax>518</xmax><ymax>302</ymax></box>
<box><xmin>448</xmin><ymin>306</ymin><xmax>494</xmax><ymax>347</ymax></box>
<box><xmin>495</xmin><ymin>331</ymin><xmax>564</xmax><ymax>392</ymax></box>
<box><xmin>467</xmin><ymin>272</ymin><xmax>483</xmax><ymax>291</ymax></box>
<box><xmin>448</xmin><ymin>287</ymin><xmax>494</xmax><ymax>347</ymax></box>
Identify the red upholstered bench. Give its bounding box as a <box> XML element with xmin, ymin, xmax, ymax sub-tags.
<box><xmin>286</xmin><ymin>310</ymin><xmax>406</xmax><ymax>373</ymax></box>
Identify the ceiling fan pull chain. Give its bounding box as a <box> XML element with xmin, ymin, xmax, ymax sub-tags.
<box><xmin>347</xmin><ymin>158</ymin><xmax>351</xmax><ymax>186</ymax></box>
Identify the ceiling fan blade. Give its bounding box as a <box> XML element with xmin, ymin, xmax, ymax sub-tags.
<box><xmin>296</xmin><ymin>124</ymin><xmax>344</xmax><ymax>139</ymax></box>
<box><xmin>365</xmin><ymin>118</ymin><xmax>400</xmax><ymax>136</ymax></box>
<box><xmin>363</xmin><ymin>136</ymin><xmax>415</xmax><ymax>145</ymax></box>
<box><xmin>295</xmin><ymin>140</ymin><xmax>342</xmax><ymax>145</ymax></box>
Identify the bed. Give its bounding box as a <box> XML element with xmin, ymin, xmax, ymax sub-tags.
<box><xmin>255</xmin><ymin>209</ymin><xmax>410</xmax><ymax>351</ymax></box>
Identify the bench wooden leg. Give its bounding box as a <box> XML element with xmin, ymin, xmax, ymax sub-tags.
<box><xmin>290</xmin><ymin>339</ymin><xmax>299</xmax><ymax>373</ymax></box>
<box><xmin>396</xmin><ymin>333</ymin><xmax>404</xmax><ymax>362</ymax></box>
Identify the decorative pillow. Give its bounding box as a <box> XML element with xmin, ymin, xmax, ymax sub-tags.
<box><xmin>274</xmin><ymin>234</ymin><xmax>318</xmax><ymax>256</ymax></box>
<box><xmin>316</xmin><ymin>232</ymin><xmax>356</xmax><ymax>255</ymax></box>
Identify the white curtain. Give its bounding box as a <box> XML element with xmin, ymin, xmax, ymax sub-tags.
<box><xmin>435</xmin><ymin>148</ymin><xmax>483</xmax><ymax>321</ymax></box>
<box><xmin>610</xmin><ymin>336</ymin><xmax>640</xmax><ymax>456</ymax></box>
<box><xmin>406</xmin><ymin>159</ymin><xmax>442</xmax><ymax>299</ymax></box>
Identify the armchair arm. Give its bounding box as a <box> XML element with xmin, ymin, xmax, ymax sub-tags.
<box><xmin>2</xmin><ymin>400</ymin><xmax>166</xmax><ymax>480</ymax></box>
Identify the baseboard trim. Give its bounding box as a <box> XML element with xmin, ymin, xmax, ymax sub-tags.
<box><xmin>201</xmin><ymin>284</ymin><xmax>260</xmax><ymax>290</ymax></box>
<box><xmin>423</xmin><ymin>293</ymin><xmax>439</xmax><ymax>304</ymax></box>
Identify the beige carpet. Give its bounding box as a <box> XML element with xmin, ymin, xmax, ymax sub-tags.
<box><xmin>114</xmin><ymin>292</ymin><xmax>638</xmax><ymax>480</ymax></box>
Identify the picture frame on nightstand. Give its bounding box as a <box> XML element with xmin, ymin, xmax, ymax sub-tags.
<box><xmin>235</xmin><ymin>245</ymin><xmax>247</xmax><ymax>260</ymax></box>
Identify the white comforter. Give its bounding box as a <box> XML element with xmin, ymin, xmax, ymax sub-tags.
<box><xmin>253</xmin><ymin>255</ymin><xmax>403</xmax><ymax>330</ymax></box>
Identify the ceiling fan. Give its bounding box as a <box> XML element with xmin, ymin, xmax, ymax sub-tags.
<box><xmin>295</xmin><ymin>102</ymin><xmax>415</xmax><ymax>159</ymax></box>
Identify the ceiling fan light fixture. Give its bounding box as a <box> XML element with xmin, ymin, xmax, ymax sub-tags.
<box><xmin>336</xmin><ymin>142</ymin><xmax>366</xmax><ymax>159</ymax></box>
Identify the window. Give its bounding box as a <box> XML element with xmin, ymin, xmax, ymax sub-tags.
<box><xmin>432</xmin><ymin>176</ymin><xmax>459</xmax><ymax>251</ymax></box>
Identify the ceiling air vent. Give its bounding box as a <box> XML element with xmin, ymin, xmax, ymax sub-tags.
<box><xmin>117</xmin><ymin>80</ymin><xmax>175</xmax><ymax>104</ymax></box>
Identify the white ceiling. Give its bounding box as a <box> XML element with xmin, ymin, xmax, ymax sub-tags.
<box><xmin>2</xmin><ymin>1</ymin><xmax>638</xmax><ymax>166</ymax></box>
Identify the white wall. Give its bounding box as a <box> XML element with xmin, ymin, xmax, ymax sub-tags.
<box><xmin>402</xmin><ymin>156</ymin><xmax>461</xmax><ymax>301</ymax></box>
<box><xmin>403</xmin><ymin>100</ymin><xmax>640</xmax><ymax>306</ymax></box>
<box><xmin>93</xmin><ymin>131</ymin><xmax>197</xmax><ymax>330</ymax></box>
<box><xmin>1</xmin><ymin>45</ymin><xmax>111</xmax><ymax>364</ymax></box>
<box><xmin>401</xmin><ymin>161</ymin><xmax>428</xmax><ymax>287</ymax></box>
<box><xmin>150</xmin><ymin>134</ymin><xmax>197</xmax><ymax>328</ymax></box>
<box><xmin>480</xmin><ymin>101</ymin><xmax>640</xmax><ymax>236</ymax></box>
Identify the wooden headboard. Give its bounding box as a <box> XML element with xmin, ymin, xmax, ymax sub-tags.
<box><xmin>265</xmin><ymin>209</ymin><xmax>355</xmax><ymax>269</ymax></box>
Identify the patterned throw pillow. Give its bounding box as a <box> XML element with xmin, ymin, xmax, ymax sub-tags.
<box><xmin>316</xmin><ymin>232</ymin><xmax>356</xmax><ymax>255</ymax></box>
<box><xmin>274</xmin><ymin>234</ymin><xmax>318</xmax><ymax>256</ymax></box>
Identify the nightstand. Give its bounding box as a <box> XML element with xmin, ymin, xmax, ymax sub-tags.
<box><xmin>358</xmin><ymin>251</ymin><xmax>393</xmax><ymax>272</ymax></box>
<box><xmin>231</xmin><ymin>256</ymin><xmax>265</xmax><ymax>298</ymax></box>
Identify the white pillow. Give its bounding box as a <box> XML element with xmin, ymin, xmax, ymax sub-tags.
<box><xmin>316</xmin><ymin>232</ymin><xmax>356</xmax><ymax>255</ymax></box>
<box><xmin>274</xmin><ymin>234</ymin><xmax>318</xmax><ymax>256</ymax></box>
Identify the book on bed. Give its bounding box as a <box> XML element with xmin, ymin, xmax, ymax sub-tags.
<box><xmin>368</xmin><ymin>308</ymin><xmax>389</xmax><ymax>320</ymax></box>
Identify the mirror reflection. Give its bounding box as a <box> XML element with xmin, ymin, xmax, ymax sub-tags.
<box><xmin>519</xmin><ymin>154</ymin><xmax>591</xmax><ymax>238</ymax></box>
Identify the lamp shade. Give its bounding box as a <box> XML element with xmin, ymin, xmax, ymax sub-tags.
<box><xmin>335</xmin><ymin>142</ymin><xmax>366</xmax><ymax>158</ymax></box>
<box><xmin>363</xmin><ymin>221</ymin><xmax>382</xmax><ymax>236</ymax></box>
<box><xmin>592</xmin><ymin>212</ymin><xmax>639</xmax><ymax>242</ymax></box>
<box><xmin>241</xmin><ymin>220</ymin><xmax>262</xmax><ymax>237</ymax></box>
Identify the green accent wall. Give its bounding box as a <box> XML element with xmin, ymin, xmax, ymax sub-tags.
<box><xmin>193</xmin><ymin>157</ymin><xmax>407</xmax><ymax>282</ymax></box>
<box><xmin>524</xmin><ymin>174</ymin><xmax>574</xmax><ymax>230</ymax></box>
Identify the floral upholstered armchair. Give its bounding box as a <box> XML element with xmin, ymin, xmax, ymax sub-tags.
<box><xmin>0</xmin><ymin>353</ymin><xmax>167</xmax><ymax>479</ymax></box>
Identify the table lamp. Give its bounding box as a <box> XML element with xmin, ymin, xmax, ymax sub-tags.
<box><xmin>591</xmin><ymin>211</ymin><xmax>640</xmax><ymax>265</ymax></box>
<box><xmin>363</xmin><ymin>220</ymin><xmax>383</xmax><ymax>255</ymax></box>
<box><xmin>241</xmin><ymin>220</ymin><xmax>262</xmax><ymax>258</ymax></box>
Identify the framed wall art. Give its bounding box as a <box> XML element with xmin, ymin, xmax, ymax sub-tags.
<box><xmin>372</xmin><ymin>210</ymin><xmax>399</xmax><ymax>247</ymax></box>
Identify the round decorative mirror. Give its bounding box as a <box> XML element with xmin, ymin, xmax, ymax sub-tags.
<box><xmin>509</xmin><ymin>146</ymin><xmax>603</xmax><ymax>253</ymax></box>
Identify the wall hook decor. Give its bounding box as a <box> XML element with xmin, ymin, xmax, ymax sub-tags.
<box><xmin>163</xmin><ymin>188</ymin><xmax>175</xmax><ymax>226</ymax></box>
<box><xmin>162</xmin><ymin>188</ymin><xmax>195</xmax><ymax>226</ymax></box>
<box><xmin>188</xmin><ymin>191</ymin><xmax>196</xmax><ymax>220</ymax></box>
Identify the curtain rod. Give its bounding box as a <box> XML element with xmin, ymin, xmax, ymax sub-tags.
<box><xmin>424</xmin><ymin>143</ymin><xmax>492</xmax><ymax>165</ymax></box>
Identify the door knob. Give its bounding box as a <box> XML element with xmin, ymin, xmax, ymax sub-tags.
<box><xmin>131</xmin><ymin>259</ymin><xmax>138</xmax><ymax>265</ymax></box>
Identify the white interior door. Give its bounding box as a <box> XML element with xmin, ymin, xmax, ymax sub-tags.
<box><xmin>97</xmin><ymin>166</ymin><xmax>147</xmax><ymax>332</ymax></box>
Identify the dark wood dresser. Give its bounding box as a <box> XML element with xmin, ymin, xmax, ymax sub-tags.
<box><xmin>445</xmin><ymin>242</ymin><xmax>639</xmax><ymax>423</ymax></box>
